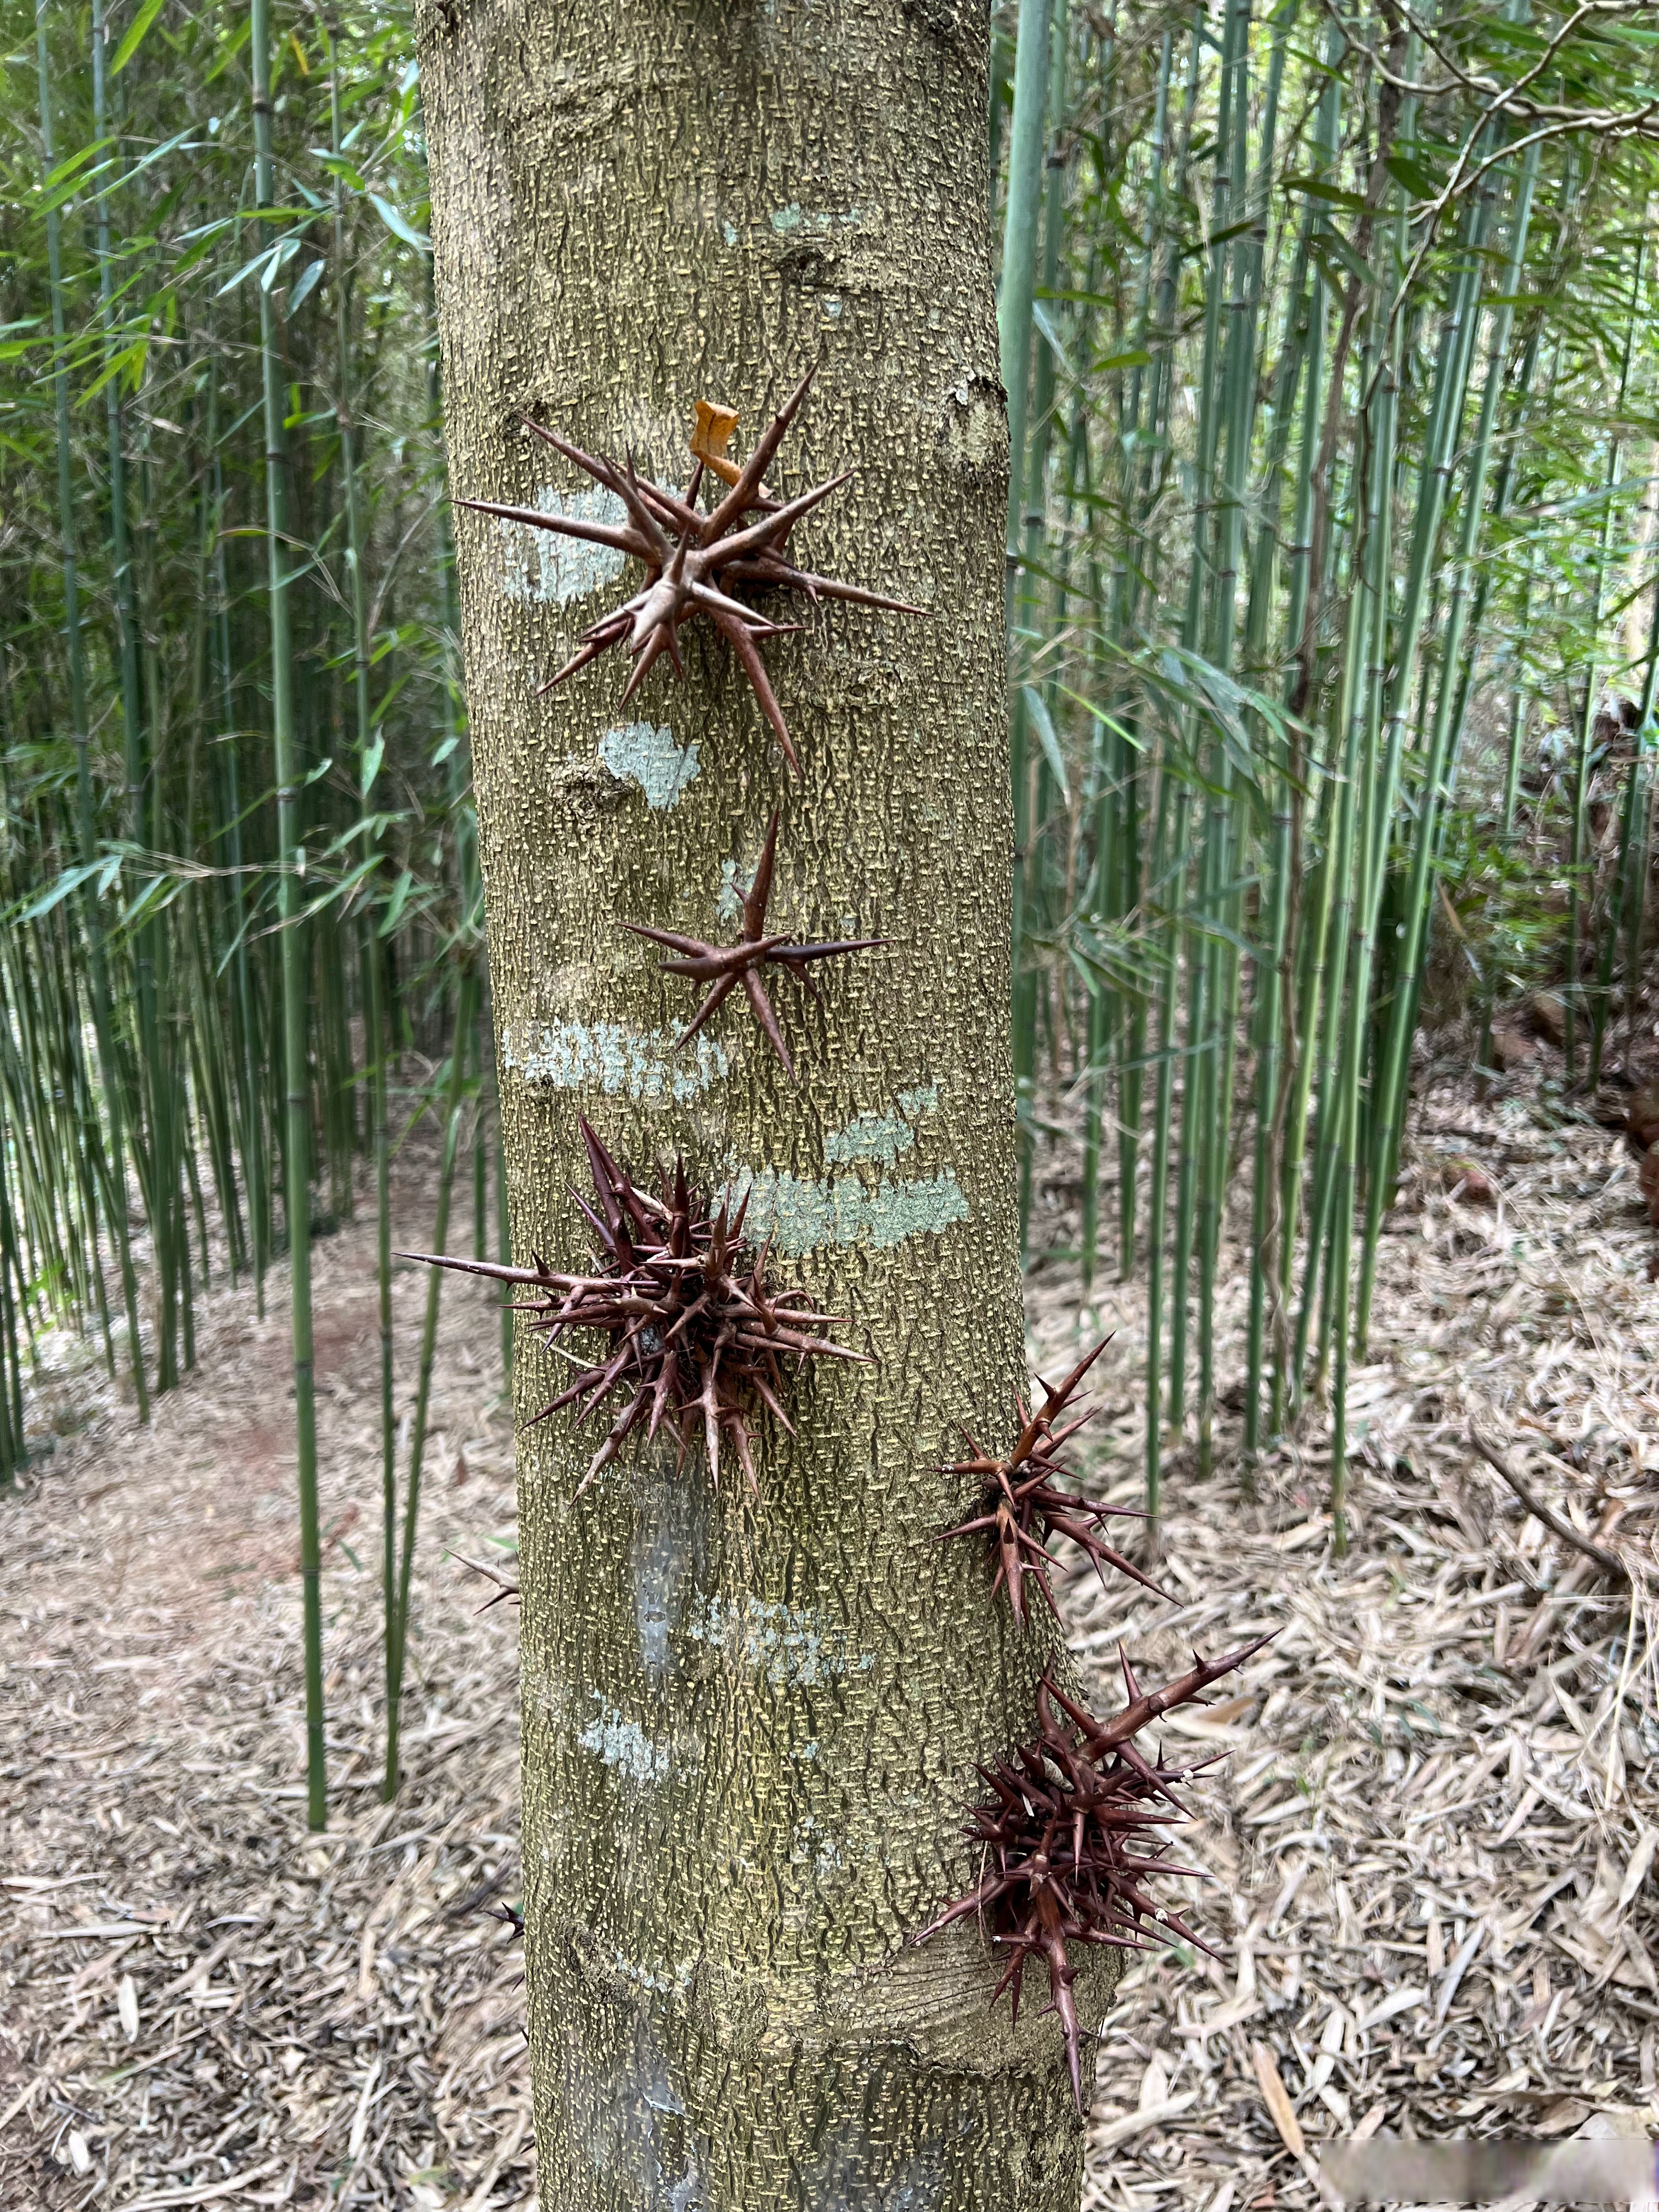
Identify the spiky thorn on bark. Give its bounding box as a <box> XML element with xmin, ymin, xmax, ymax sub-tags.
<box><xmin>455</xmin><ymin>366</ymin><xmax>928</xmax><ymax>771</ymax></box>
<box><xmin>400</xmin><ymin>1119</ymin><xmax>867</xmax><ymax>1496</ymax></box>
<box><xmin>449</xmin><ymin>1553</ymin><xmax>522</xmax><ymax>1613</ymax></box>
<box><xmin>915</xmin><ymin>1633</ymin><xmax>1273</xmax><ymax>2111</ymax></box>
<box><xmin>941</xmin><ymin>1335</ymin><xmax>1169</xmax><ymax>1627</ymax></box>
<box><xmin>622</xmin><ymin>808</ymin><xmax>883</xmax><ymax>1080</ymax></box>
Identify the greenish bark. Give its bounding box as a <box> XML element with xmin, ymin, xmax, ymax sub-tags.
<box><xmin>417</xmin><ymin>1</ymin><xmax>1111</xmax><ymax>2202</ymax></box>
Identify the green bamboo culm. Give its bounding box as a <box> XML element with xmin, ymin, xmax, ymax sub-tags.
<box><xmin>998</xmin><ymin>0</ymin><xmax>1054</xmax><ymax>1249</ymax></box>
<box><xmin>384</xmin><ymin>961</ymin><xmax>478</xmax><ymax>1799</ymax></box>
<box><xmin>251</xmin><ymin>0</ymin><xmax>326</xmax><ymax>1832</ymax></box>
<box><xmin>325</xmin><ymin>25</ymin><xmax>399</xmax><ymax>1815</ymax></box>
<box><xmin>36</xmin><ymin>0</ymin><xmax>149</xmax><ymax>1425</ymax></box>
<box><xmin>1164</xmin><ymin>0</ymin><xmax>1246</xmax><ymax>1456</ymax></box>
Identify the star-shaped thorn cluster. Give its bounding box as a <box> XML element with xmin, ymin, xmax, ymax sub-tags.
<box><xmin>942</xmin><ymin>1336</ymin><xmax>1167</xmax><ymax>1628</ymax></box>
<box><xmin>622</xmin><ymin>809</ymin><xmax>883</xmax><ymax>1081</ymax></box>
<box><xmin>402</xmin><ymin>1120</ymin><xmax>867</xmax><ymax>1493</ymax></box>
<box><xmin>916</xmin><ymin>1637</ymin><xmax>1272</xmax><ymax>2109</ymax></box>
<box><xmin>456</xmin><ymin>366</ymin><xmax>927</xmax><ymax>771</ymax></box>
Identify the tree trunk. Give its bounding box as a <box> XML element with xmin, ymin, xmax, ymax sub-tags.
<box><xmin>417</xmin><ymin>3</ymin><xmax>1111</xmax><ymax>2202</ymax></box>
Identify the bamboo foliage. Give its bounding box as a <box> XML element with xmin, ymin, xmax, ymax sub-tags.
<box><xmin>2</xmin><ymin>0</ymin><xmax>494</xmax><ymax>1805</ymax></box>
<box><xmin>992</xmin><ymin>0</ymin><xmax>1659</xmax><ymax>1536</ymax></box>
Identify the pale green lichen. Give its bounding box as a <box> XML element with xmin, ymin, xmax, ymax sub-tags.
<box><xmin>687</xmin><ymin>1596</ymin><xmax>874</xmax><ymax>1688</ymax></box>
<box><xmin>770</xmin><ymin>203</ymin><xmax>863</xmax><ymax>235</ymax></box>
<box><xmin>504</xmin><ymin>1018</ymin><xmax>727</xmax><ymax>1104</ymax></box>
<box><xmin>726</xmin><ymin>1162</ymin><xmax>968</xmax><ymax>1254</ymax></box>
<box><xmin>824</xmin><ymin>1113</ymin><xmax>915</xmax><ymax>1166</ymax></box>
<box><xmin>597</xmin><ymin>721</ymin><xmax>701</xmax><ymax>810</ymax></box>
<box><xmin>494</xmin><ymin>484</ymin><xmax>628</xmax><ymax>605</ymax></box>
<box><xmin>577</xmin><ymin>1695</ymin><xmax>671</xmax><ymax>1786</ymax></box>
<box><xmin>823</xmin><ymin>1085</ymin><xmax>941</xmax><ymax>1166</ymax></box>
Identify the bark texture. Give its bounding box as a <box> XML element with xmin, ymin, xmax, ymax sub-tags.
<box><xmin>416</xmin><ymin>2</ymin><xmax>1111</xmax><ymax>2202</ymax></box>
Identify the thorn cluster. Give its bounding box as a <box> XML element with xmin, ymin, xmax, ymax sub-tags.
<box><xmin>916</xmin><ymin>1636</ymin><xmax>1272</xmax><ymax>2110</ymax></box>
<box><xmin>623</xmin><ymin>809</ymin><xmax>883</xmax><ymax>1080</ymax></box>
<box><xmin>458</xmin><ymin>366</ymin><xmax>927</xmax><ymax>770</ymax></box>
<box><xmin>942</xmin><ymin>1336</ymin><xmax>1167</xmax><ymax>1627</ymax></box>
<box><xmin>403</xmin><ymin>1120</ymin><xmax>866</xmax><ymax>1495</ymax></box>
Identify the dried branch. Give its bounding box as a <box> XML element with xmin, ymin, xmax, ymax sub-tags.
<box><xmin>1469</xmin><ymin>1426</ymin><xmax>1628</xmax><ymax>1584</ymax></box>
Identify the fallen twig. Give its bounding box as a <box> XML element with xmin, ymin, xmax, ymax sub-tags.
<box><xmin>1469</xmin><ymin>1427</ymin><xmax>1628</xmax><ymax>1584</ymax></box>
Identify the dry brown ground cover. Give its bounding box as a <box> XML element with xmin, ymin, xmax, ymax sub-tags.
<box><xmin>2</xmin><ymin>1062</ymin><xmax>1657</xmax><ymax>2210</ymax></box>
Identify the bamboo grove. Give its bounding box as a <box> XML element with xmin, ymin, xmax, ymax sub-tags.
<box><xmin>5</xmin><ymin>0</ymin><xmax>1659</xmax><ymax>1816</ymax></box>
<box><xmin>994</xmin><ymin>0</ymin><xmax>1659</xmax><ymax>1546</ymax></box>
<box><xmin>3</xmin><ymin>0</ymin><xmax>500</xmax><ymax>1824</ymax></box>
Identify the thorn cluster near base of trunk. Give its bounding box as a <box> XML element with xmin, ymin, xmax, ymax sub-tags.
<box><xmin>459</xmin><ymin>365</ymin><xmax>928</xmax><ymax>771</ymax></box>
<box><xmin>915</xmin><ymin>1635</ymin><xmax>1273</xmax><ymax>2111</ymax></box>
<box><xmin>400</xmin><ymin>1119</ymin><xmax>868</xmax><ymax>1494</ymax></box>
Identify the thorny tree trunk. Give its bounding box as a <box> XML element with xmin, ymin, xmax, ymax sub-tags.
<box><xmin>417</xmin><ymin>3</ymin><xmax>1113</xmax><ymax>2203</ymax></box>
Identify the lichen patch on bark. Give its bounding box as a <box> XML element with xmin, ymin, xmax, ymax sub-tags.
<box><xmin>494</xmin><ymin>484</ymin><xmax>629</xmax><ymax>604</ymax></box>
<box><xmin>597</xmin><ymin>720</ymin><xmax>701</xmax><ymax>809</ymax></box>
<box><xmin>727</xmin><ymin>1159</ymin><xmax>970</xmax><ymax>1254</ymax></box>
<box><xmin>577</xmin><ymin>1694</ymin><xmax>674</xmax><ymax>1787</ymax></box>
<box><xmin>502</xmin><ymin>1017</ymin><xmax>729</xmax><ymax>1104</ymax></box>
<box><xmin>825</xmin><ymin>1085</ymin><xmax>941</xmax><ymax>1165</ymax></box>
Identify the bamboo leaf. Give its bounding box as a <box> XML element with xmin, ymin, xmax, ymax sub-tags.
<box><xmin>285</xmin><ymin>257</ymin><xmax>325</xmax><ymax>315</ymax></box>
<box><xmin>111</xmin><ymin>0</ymin><xmax>167</xmax><ymax>75</ymax></box>
<box><xmin>369</xmin><ymin>192</ymin><xmax>430</xmax><ymax>253</ymax></box>
<box><xmin>380</xmin><ymin>868</ymin><xmax>416</xmax><ymax>936</ymax></box>
<box><xmin>261</xmin><ymin>236</ymin><xmax>302</xmax><ymax>292</ymax></box>
<box><xmin>1031</xmin><ymin>300</ymin><xmax>1074</xmax><ymax>376</ymax></box>
<box><xmin>1385</xmin><ymin>149</ymin><xmax>1440</xmax><ymax>198</ymax></box>
<box><xmin>219</xmin><ymin>238</ymin><xmax>286</xmax><ymax>295</ymax></box>
<box><xmin>1089</xmin><ymin>345</ymin><xmax>1152</xmax><ymax>375</ymax></box>
<box><xmin>1023</xmin><ymin>686</ymin><xmax>1069</xmax><ymax>804</ymax></box>
<box><xmin>1282</xmin><ymin>174</ymin><xmax>1368</xmax><ymax>212</ymax></box>
<box><xmin>95</xmin><ymin>125</ymin><xmax>198</xmax><ymax>198</ymax></box>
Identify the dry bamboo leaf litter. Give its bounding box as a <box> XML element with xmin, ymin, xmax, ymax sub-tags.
<box><xmin>1</xmin><ymin>1137</ymin><xmax>532</xmax><ymax>2211</ymax></box>
<box><xmin>2</xmin><ymin>1057</ymin><xmax>1657</xmax><ymax>2208</ymax></box>
<box><xmin>1019</xmin><ymin>1062</ymin><xmax>1659</xmax><ymax>2208</ymax></box>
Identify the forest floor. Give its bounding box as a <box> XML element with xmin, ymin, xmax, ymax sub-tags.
<box><xmin>3</xmin><ymin>1044</ymin><xmax>1658</xmax><ymax>2211</ymax></box>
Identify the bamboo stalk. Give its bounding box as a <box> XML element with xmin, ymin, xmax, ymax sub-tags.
<box><xmin>252</xmin><ymin>0</ymin><xmax>326</xmax><ymax>1832</ymax></box>
<box><xmin>37</xmin><ymin>0</ymin><xmax>149</xmax><ymax>1420</ymax></box>
<box><xmin>1167</xmin><ymin>0</ymin><xmax>1247</xmax><ymax>1447</ymax></box>
<box><xmin>384</xmin><ymin>962</ymin><xmax>478</xmax><ymax>1798</ymax></box>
